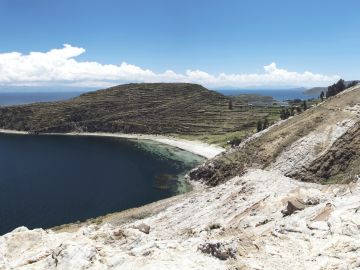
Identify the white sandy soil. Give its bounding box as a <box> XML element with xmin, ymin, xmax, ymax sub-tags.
<box><xmin>0</xmin><ymin>130</ymin><xmax>225</xmax><ymax>159</ymax></box>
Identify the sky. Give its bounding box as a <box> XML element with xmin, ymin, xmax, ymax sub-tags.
<box><xmin>0</xmin><ymin>0</ymin><xmax>359</xmax><ymax>89</ymax></box>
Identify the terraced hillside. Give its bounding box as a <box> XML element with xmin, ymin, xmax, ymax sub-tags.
<box><xmin>0</xmin><ymin>83</ymin><xmax>277</xmax><ymax>142</ymax></box>
<box><xmin>191</xmin><ymin>84</ymin><xmax>360</xmax><ymax>185</ymax></box>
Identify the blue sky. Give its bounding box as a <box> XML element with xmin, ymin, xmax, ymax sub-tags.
<box><xmin>0</xmin><ymin>0</ymin><xmax>359</xmax><ymax>88</ymax></box>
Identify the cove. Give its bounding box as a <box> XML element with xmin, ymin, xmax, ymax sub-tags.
<box><xmin>0</xmin><ymin>133</ymin><xmax>204</xmax><ymax>235</ymax></box>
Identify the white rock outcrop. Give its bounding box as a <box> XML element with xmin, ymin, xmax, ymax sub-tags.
<box><xmin>270</xmin><ymin>119</ymin><xmax>355</xmax><ymax>175</ymax></box>
<box><xmin>1</xmin><ymin>169</ymin><xmax>360</xmax><ymax>270</ymax></box>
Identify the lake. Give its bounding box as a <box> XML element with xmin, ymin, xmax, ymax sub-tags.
<box><xmin>0</xmin><ymin>133</ymin><xmax>204</xmax><ymax>235</ymax></box>
<box><xmin>0</xmin><ymin>91</ymin><xmax>86</xmax><ymax>106</ymax></box>
<box><xmin>217</xmin><ymin>89</ymin><xmax>319</xmax><ymax>101</ymax></box>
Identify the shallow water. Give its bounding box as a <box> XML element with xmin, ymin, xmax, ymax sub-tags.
<box><xmin>0</xmin><ymin>134</ymin><xmax>204</xmax><ymax>235</ymax></box>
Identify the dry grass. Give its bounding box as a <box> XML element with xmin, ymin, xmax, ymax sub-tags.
<box><xmin>191</xmin><ymin>85</ymin><xmax>360</xmax><ymax>185</ymax></box>
<box><xmin>0</xmin><ymin>83</ymin><xmax>282</xmax><ymax>146</ymax></box>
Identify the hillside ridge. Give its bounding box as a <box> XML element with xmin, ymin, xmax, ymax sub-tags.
<box><xmin>191</xmin><ymin>84</ymin><xmax>360</xmax><ymax>185</ymax></box>
<box><xmin>0</xmin><ymin>83</ymin><xmax>239</xmax><ymax>136</ymax></box>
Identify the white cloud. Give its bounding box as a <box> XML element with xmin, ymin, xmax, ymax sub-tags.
<box><xmin>0</xmin><ymin>44</ymin><xmax>340</xmax><ymax>88</ymax></box>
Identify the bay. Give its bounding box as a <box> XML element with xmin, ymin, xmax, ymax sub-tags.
<box><xmin>0</xmin><ymin>133</ymin><xmax>203</xmax><ymax>235</ymax></box>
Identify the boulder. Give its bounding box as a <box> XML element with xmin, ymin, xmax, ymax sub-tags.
<box><xmin>134</xmin><ymin>223</ymin><xmax>150</xmax><ymax>234</ymax></box>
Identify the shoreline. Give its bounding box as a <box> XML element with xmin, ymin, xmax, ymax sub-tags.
<box><xmin>0</xmin><ymin>128</ymin><xmax>217</xmax><ymax>233</ymax></box>
<box><xmin>0</xmin><ymin>129</ymin><xmax>225</xmax><ymax>159</ymax></box>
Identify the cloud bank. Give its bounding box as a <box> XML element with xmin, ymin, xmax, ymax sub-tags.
<box><xmin>0</xmin><ymin>44</ymin><xmax>340</xmax><ymax>88</ymax></box>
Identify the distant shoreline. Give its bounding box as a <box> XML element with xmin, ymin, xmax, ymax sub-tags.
<box><xmin>0</xmin><ymin>129</ymin><xmax>224</xmax><ymax>159</ymax></box>
<box><xmin>218</xmin><ymin>88</ymin><xmax>319</xmax><ymax>101</ymax></box>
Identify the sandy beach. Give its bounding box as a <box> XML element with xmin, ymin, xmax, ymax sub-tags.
<box><xmin>0</xmin><ymin>129</ymin><xmax>28</xmax><ymax>135</ymax></box>
<box><xmin>0</xmin><ymin>129</ymin><xmax>225</xmax><ymax>159</ymax></box>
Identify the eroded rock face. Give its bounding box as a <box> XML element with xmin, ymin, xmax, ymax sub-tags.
<box><xmin>270</xmin><ymin>119</ymin><xmax>356</xmax><ymax>177</ymax></box>
<box><xmin>289</xmin><ymin>122</ymin><xmax>360</xmax><ymax>183</ymax></box>
<box><xmin>189</xmin><ymin>160</ymin><xmax>243</xmax><ymax>186</ymax></box>
<box><xmin>190</xmin><ymin>85</ymin><xmax>360</xmax><ymax>186</ymax></box>
<box><xmin>1</xmin><ymin>170</ymin><xmax>360</xmax><ymax>270</ymax></box>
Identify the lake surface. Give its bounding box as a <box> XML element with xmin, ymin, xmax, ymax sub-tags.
<box><xmin>217</xmin><ymin>89</ymin><xmax>319</xmax><ymax>101</ymax></box>
<box><xmin>0</xmin><ymin>91</ymin><xmax>86</xmax><ymax>106</ymax></box>
<box><xmin>0</xmin><ymin>133</ymin><xmax>204</xmax><ymax>235</ymax></box>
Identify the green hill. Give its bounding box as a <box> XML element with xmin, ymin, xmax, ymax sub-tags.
<box><xmin>0</xmin><ymin>83</ymin><xmax>280</xmax><ymax>144</ymax></box>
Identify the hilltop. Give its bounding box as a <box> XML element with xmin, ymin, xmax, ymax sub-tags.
<box><xmin>303</xmin><ymin>86</ymin><xmax>327</xmax><ymax>95</ymax></box>
<box><xmin>0</xmin><ymin>83</ymin><xmax>228</xmax><ymax>134</ymax></box>
<box><xmin>0</xmin><ymin>83</ymin><xmax>280</xmax><ymax>145</ymax></box>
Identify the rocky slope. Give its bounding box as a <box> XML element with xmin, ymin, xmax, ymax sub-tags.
<box><xmin>1</xmin><ymin>85</ymin><xmax>360</xmax><ymax>269</ymax></box>
<box><xmin>1</xmin><ymin>169</ymin><xmax>359</xmax><ymax>270</ymax></box>
<box><xmin>191</xmin><ymin>84</ymin><xmax>360</xmax><ymax>185</ymax></box>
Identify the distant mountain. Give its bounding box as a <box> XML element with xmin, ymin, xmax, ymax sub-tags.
<box><xmin>304</xmin><ymin>80</ymin><xmax>359</xmax><ymax>95</ymax></box>
<box><xmin>230</xmin><ymin>94</ymin><xmax>275</xmax><ymax>104</ymax></box>
<box><xmin>216</xmin><ymin>86</ymin><xmax>307</xmax><ymax>91</ymax></box>
<box><xmin>303</xmin><ymin>87</ymin><xmax>327</xmax><ymax>95</ymax></box>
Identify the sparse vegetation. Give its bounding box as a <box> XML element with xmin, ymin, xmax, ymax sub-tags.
<box><xmin>256</xmin><ymin>118</ymin><xmax>270</xmax><ymax>132</ymax></box>
<box><xmin>302</xmin><ymin>100</ymin><xmax>308</xmax><ymax>111</ymax></box>
<box><xmin>191</xmin><ymin>83</ymin><xmax>360</xmax><ymax>186</ymax></box>
<box><xmin>257</xmin><ymin>120</ymin><xmax>263</xmax><ymax>132</ymax></box>
<box><xmin>228</xmin><ymin>137</ymin><xmax>242</xmax><ymax>147</ymax></box>
<box><xmin>208</xmin><ymin>223</ymin><xmax>221</xmax><ymax>230</ymax></box>
<box><xmin>326</xmin><ymin>79</ymin><xmax>358</xmax><ymax>98</ymax></box>
<box><xmin>0</xmin><ymin>83</ymin><xmax>284</xmax><ymax>147</ymax></box>
<box><xmin>326</xmin><ymin>79</ymin><xmax>346</xmax><ymax>98</ymax></box>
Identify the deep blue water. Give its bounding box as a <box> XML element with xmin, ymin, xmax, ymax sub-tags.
<box><xmin>217</xmin><ymin>89</ymin><xmax>319</xmax><ymax>101</ymax></box>
<box><xmin>0</xmin><ymin>134</ymin><xmax>203</xmax><ymax>235</ymax></box>
<box><xmin>0</xmin><ymin>91</ymin><xmax>86</xmax><ymax>106</ymax></box>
